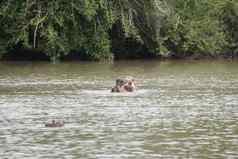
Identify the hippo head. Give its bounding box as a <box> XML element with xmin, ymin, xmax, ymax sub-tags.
<box><xmin>111</xmin><ymin>78</ymin><xmax>136</xmax><ymax>93</ymax></box>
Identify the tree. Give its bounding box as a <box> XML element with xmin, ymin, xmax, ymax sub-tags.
<box><xmin>159</xmin><ymin>0</ymin><xmax>227</xmax><ymax>58</ymax></box>
<box><xmin>1</xmin><ymin>0</ymin><xmax>238</xmax><ymax>61</ymax></box>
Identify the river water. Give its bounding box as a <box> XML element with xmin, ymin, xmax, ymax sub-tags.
<box><xmin>0</xmin><ymin>60</ymin><xmax>238</xmax><ymax>159</ymax></box>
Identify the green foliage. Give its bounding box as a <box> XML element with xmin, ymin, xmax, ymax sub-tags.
<box><xmin>0</xmin><ymin>0</ymin><xmax>115</xmax><ymax>61</ymax></box>
<box><xmin>219</xmin><ymin>0</ymin><xmax>238</xmax><ymax>56</ymax></box>
<box><xmin>0</xmin><ymin>0</ymin><xmax>238</xmax><ymax>61</ymax></box>
<box><xmin>184</xmin><ymin>19</ymin><xmax>226</xmax><ymax>56</ymax></box>
<box><xmin>160</xmin><ymin>0</ymin><xmax>229</xmax><ymax>58</ymax></box>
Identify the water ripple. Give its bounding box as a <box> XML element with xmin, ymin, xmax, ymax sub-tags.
<box><xmin>0</xmin><ymin>60</ymin><xmax>238</xmax><ymax>158</ymax></box>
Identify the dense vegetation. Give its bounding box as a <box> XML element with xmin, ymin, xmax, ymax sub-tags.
<box><xmin>0</xmin><ymin>0</ymin><xmax>238</xmax><ymax>61</ymax></box>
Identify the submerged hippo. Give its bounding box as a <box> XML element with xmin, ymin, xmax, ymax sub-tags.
<box><xmin>45</xmin><ymin>120</ymin><xmax>64</xmax><ymax>127</ymax></box>
<box><xmin>111</xmin><ymin>78</ymin><xmax>136</xmax><ymax>92</ymax></box>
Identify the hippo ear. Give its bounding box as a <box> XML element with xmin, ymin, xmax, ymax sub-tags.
<box><xmin>116</xmin><ymin>79</ymin><xmax>121</xmax><ymax>85</ymax></box>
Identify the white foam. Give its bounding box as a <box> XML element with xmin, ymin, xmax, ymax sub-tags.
<box><xmin>78</xmin><ymin>89</ymin><xmax>158</xmax><ymax>97</ymax></box>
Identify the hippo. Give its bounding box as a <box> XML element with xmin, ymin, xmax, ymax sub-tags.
<box><xmin>111</xmin><ymin>78</ymin><xmax>136</xmax><ymax>92</ymax></box>
<box><xmin>45</xmin><ymin>120</ymin><xmax>64</xmax><ymax>127</ymax></box>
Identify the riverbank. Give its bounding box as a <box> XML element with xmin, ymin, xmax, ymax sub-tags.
<box><xmin>1</xmin><ymin>49</ymin><xmax>238</xmax><ymax>62</ymax></box>
<box><xmin>1</xmin><ymin>1</ymin><xmax>238</xmax><ymax>64</ymax></box>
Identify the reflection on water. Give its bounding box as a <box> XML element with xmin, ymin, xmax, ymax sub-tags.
<box><xmin>0</xmin><ymin>60</ymin><xmax>238</xmax><ymax>158</ymax></box>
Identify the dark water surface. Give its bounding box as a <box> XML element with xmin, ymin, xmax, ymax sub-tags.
<box><xmin>0</xmin><ymin>60</ymin><xmax>238</xmax><ymax>159</ymax></box>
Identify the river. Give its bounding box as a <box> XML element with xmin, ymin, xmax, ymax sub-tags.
<box><xmin>0</xmin><ymin>60</ymin><xmax>238</xmax><ymax>158</ymax></box>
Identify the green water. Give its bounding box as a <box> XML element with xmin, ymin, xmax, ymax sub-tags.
<box><xmin>0</xmin><ymin>60</ymin><xmax>238</xmax><ymax>158</ymax></box>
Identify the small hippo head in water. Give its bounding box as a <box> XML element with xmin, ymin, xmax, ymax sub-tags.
<box><xmin>45</xmin><ymin>120</ymin><xmax>64</xmax><ymax>127</ymax></box>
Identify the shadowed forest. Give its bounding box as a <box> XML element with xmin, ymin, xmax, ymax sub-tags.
<box><xmin>0</xmin><ymin>0</ymin><xmax>238</xmax><ymax>62</ymax></box>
